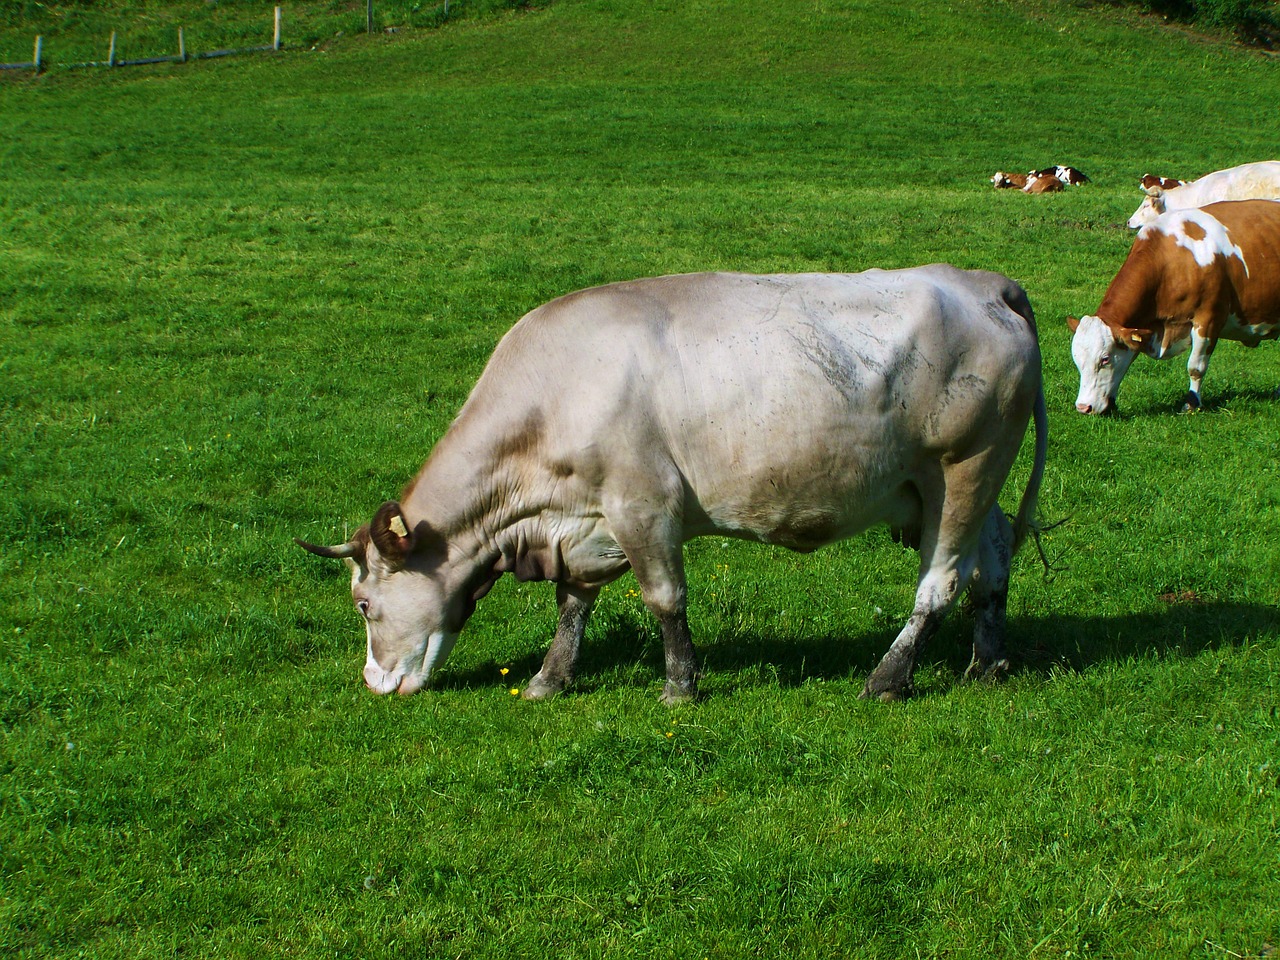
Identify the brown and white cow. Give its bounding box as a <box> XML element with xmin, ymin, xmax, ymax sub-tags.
<box><xmin>1128</xmin><ymin>160</ymin><xmax>1280</xmax><ymax>228</ymax></box>
<box><xmin>1140</xmin><ymin>174</ymin><xmax>1187</xmax><ymax>192</ymax></box>
<box><xmin>1023</xmin><ymin>173</ymin><xmax>1064</xmax><ymax>194</ymax></box>
<box><xmin>1054</xmin><ymin>165</ymin><xmax>1090</xmax><ymax>186</ymax></box>
<box><xmin>992</xmin><ymin>170</ymin><xmax>1029</xmax><ymax>189</ymax></box>
<box><xmin>299</xmin><ymin>267</ymin><xmax>1047</xmax><ymax>704</ymax></box>
<box><xmin>991</xmin><ymin>166</ymin><xmax>1087</xmax><ymax>190</ymax></box>
<box><xmin>1069</xmin><ymin>199</ymin><xmax>1280</xmax><ymax>414</ymax></box>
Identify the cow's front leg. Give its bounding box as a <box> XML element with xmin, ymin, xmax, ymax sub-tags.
<box><xmin>1182</xmin><ymin>329</ymin><xmax>1217</xmax><ymax>412</ymax></box>
<box><xmin>523</xmin><ymin>583</ymin><xmax>598</xmax><ymax>700</ymax></box>
<box><xmin>963</xmin><ymin>507</ymin><xmax>1013</xmax><ymax>684</ymax></box>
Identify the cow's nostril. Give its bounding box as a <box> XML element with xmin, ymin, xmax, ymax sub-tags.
<box><xmin>363</xmin><ymin>661</ymin><xmax>400</xmax><ymax>695</ymax></box>
<box><xmin>1076</xmin><ymin>402</ymin><xmax>1093</xmax><ymax>414</ymax></box>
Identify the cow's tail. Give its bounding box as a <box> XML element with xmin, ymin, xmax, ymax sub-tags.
<box><xmin>1009</xmin><ymin>384</ymin><xmax>1048</xmax><ymax>563</ymax></box>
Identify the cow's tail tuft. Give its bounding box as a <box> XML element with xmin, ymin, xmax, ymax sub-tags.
<box><xmin>1009</xmin><ymin>385</ymin><xmax>1048</xmax><ymax>565</ymax></box>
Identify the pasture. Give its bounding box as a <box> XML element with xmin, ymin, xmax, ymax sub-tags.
<box><xmin>2</xmin><ymin>0</ymin><xmax>1278</xmax><ymax>956</ymax></box>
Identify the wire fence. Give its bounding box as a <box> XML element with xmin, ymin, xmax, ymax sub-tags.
<box><xmin>1</xmin><ymin>6</ymin><xmax>283</xmax><ymax>75</ymax></box>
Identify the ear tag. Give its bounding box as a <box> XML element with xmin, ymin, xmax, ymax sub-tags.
<box><xmin>1130</xmin><ymin>333</ymin><xmax>1143</xmax><ymax>343</ymax></box>
<box><xmin>389</xmin><ymin>515</ymin><xmax>409</xmax><ymax>538</ymax></box>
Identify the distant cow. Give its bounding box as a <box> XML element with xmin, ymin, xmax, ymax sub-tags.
<box><xmin>992</xmin><ymin>170</ymin><xmax>1029</xmax><ymax>189</ymax></box>
<box><xmin>1052</xmin><ymin>165</ymin><xmax>1090</xmax><ymax>186</ymax></box>
<box><xmin>1024</xmin><ymin>173</ymin><xmax>1064</xmax><ymax>194</ymax></box>
<box><xmin>1128</xmin><ymin>160</ymin><xmax>1280</xmax><ymax>228</ymax></box>
<box><xmin>991</xmin><ymin>165</ymin><xmax>1087</xmax><ymax>190</ymax></box>
<box><xmin>299</xmin><ymin>267</ymin><xmax>1047</xmax><ymax>704</ymax></box>
<box><xmin>1069</xmin><ymin>200</ymin><xmax>1280</xmax><ymax>414</ymax></box>
<box><xmin>1140</xmin><ymin>174</ymin><xmax>1187</xmax><ymax>192</ymax></box>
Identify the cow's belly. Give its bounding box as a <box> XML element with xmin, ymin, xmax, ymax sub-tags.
<box><xmin>1221</xmin><ymin>313</ymin><xmax>1280</xmax><ymax>346</ymax></box>
<box><xmin>678</xmin><ymin>437</ymin><xmax>924</xmax><ymax>552</ymax></box>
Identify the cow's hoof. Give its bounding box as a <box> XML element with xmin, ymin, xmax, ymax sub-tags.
<box><xmin>963</xmin><ymin>658</ymin><xmax>1011</xmax><ymax>684</ymax></box>
<box><xmin>858</xmin><ymin>679</ymin><xmax>914</xmax><ymax>702</ymax></box>
<box><xmin>660</xmin><ymin>680</ymin><xmax>697</xmax><ymax>706</ymax></box>
<box><xmin>521</xmin><ymin>673</ymin><xmax>566</xmax><ymax>701</ymax></box>
<box><xmin>1180</xmin><ymin>393</ymin><xmax>1201</xmax><ymax>414</ymax></box>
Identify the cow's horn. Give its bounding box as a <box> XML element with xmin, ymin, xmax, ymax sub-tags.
<box><xmin>295</xmin><ymin>537</ymin><xmax>360</xmax><ymax>559</ymax></box>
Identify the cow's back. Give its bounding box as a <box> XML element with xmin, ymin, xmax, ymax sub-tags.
<box><xmin>467</xmin><ymin>268</ymin><xmax>1041</xmax><ymax>547</ymax></box>
<box><xmin>1178</xmin><ymin>161</ymin><xmax>1280</xmax><ymax>207</ymax></box>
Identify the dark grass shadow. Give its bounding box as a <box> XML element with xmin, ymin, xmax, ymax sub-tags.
<box><xmin>1102</xmin><ymin>384</ymin><xmax>1279</xmax><ymax>419</ymax></box>
<box><xmin>437</xmin><ymin>600</ymin><xmax>1277</xmax><ymax>697</ymax></box>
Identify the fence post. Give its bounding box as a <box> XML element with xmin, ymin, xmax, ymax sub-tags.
<box><xmin>178</xmin><ymin>27</ymin><xmax>187</xmax><ymax>62</ymax></box>
<box><xmin>33</xmin><ymin>35</ymin><xmax>42</xmax><ymax>74</ymax></box>
<box><xmin>366</xmin><ymin>0</ymin><xmax>374</xmax><ymax>34</ymax></box>
<box><xmin>273</xmin><ymin>6</ymin><xmax>282</xmax><ymax>50</ymax></box>
<box><xmin>108</xmin><ymin>31</ymin><xmax>117</xmax><ymax>67</ymax></box>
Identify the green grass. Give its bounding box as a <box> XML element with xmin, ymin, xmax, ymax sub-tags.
<box><xmin>2</xmin><ymin>0</ymin><xmax>1280</xmax><ymax>957</ymax></box>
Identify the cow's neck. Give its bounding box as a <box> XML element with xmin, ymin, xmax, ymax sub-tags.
<box><xmin>400</xmin><ymin>408</ymin><xmax>560</xmax><ymax>579</ymax></box>
<box><xmin>1096</xmin><ymin>251</ymin><xmax>1159</xmax><ymax>337</ymax></box>
<box><xmin>1096</xmin><ymin>250</ymin><xmax>1190</xmax><ymax>355</ymax></box>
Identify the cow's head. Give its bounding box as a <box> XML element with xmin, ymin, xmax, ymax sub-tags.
<box><xmin>1127</xmin><ymin>187</ymin><xmax>1167</xmax><ymax>228</ymax></box>
<box><xmin>297</xmin><ymin>501</ymin><xmax>493</xmax><ymax>695</ymax></box>
<box><xmin>1067</xmin><ymin>315</ymin><xmax>1143</xmax><ymax>415</ymax></box>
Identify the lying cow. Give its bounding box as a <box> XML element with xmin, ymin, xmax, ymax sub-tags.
<box><xmin>1070</xmin><ymin>199</ymin><xmax>1280</xmax><ymax>414</ymax></box>
<box><xmin>992</xmin><ymin>170</ymin><xmax>1029</xmax><ymax>189</ymax></box>
<box><xmin>1031</xmin><ymin>165</ymin><xmax>1089</xmax><ymax>187</ymax></box>
<box><xmin>991</xmin><ymin>165</ymin><xmax>1087</xmax><ymax>190</ymax></box>
<box><xmin>1054</xmin><ymin>165</ymin><xmax>1090</xmax><ymax>186</ymax></box>
<box><xmin>1024</xmin><ymin>173</ymin><xmax>1064</xmax><ymax>194</ymax></box>
<box><xmin>1140</xmin><ymin>174</ymin><xmax>1187</xmax><ymax>192</ymax></box>
<box><xmin>299</xmin><ymin>267</ymin><xmax>1048</xmax><ymax>704</ymax></box>
<box><xmin>1128</xmin><ymin>160</ymin><xmax>1280</xmax><ymax>228</ymax></box>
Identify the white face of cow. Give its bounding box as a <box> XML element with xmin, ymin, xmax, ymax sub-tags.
<box><xmin>298</xmin><ymin>501</ymin><xmax>479</xmax><ymax>695</ymax></box>
<box><xmin>1069</xmin><ymin>315</ymin><xmax>1137</xmax><ymax>415</ymax></box>
<box><xmin>348</xmin><ymin>546</ymin><xmax>457</xmax><ymax>696</ymax></box>
<box><xmin>1127</xmin><ymin>191</ymin><xmax>1166</xmax><ymax>228</ymax></box>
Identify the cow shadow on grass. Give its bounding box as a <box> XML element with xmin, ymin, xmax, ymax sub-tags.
<box><xmin>441</xmin><ymin>599</ymin><xmax>1276</xmax><ymax>698</ymax></box>
<box><xmin>1111</xmin><ymin>384</ymin><xmax>1280</xmax><ymax>418</ymax></box>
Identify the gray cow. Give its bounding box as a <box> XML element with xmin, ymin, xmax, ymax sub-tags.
<box><xmin>299</xmin><ymin>267</ymin><xmax>1047</xmax><ymax>703</ymax></box>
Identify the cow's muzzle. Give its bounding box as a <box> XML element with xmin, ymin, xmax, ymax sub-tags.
<box><xmin>1075</xmin><ymin>400</ymin><xmax>1117</xmax><ymax>416</ymax></box>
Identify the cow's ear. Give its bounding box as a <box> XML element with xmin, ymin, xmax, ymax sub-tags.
<box><xmin>1120</xmin><ymin>327</ymin><xmax>1153</xmax><ymax>352</ymax></box>
<box><xmin>370</xmin><ymin>501</ymin><xmax>416</xmax><ymax>568</ymax></box>
<box><xmin>1066</xmin><ymin>315</ymin><xmax>1080</xmax><ymax>333</ymax></box>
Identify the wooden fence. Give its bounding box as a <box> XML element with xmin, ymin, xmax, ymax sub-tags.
<box><xmin>1</xmin><ymin>6</ymin><xmax>282</xmax><ymax>75</ymax></box>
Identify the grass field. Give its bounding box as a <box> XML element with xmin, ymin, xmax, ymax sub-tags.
<box><xmin>2</xmin><ymin>0</ymin><xmax>1279</xmax><ymax>957</ymax></box>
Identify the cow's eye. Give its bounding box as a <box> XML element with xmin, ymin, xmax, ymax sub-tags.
<box><xmin>1098</xmin><ymin>356</ymin><xmax>1112</xmax><ymax>369</ymax></box>
<box><xmin>356</xmin><ymin>599</ymin><xmax>371</xmax><ymax>618</ymax></box>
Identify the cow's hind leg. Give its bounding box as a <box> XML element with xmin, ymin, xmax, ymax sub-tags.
<box><xmin>860</xmin><ymin>552</ymin><xmax>973</xmax><ymax>701</ymax></box>
<box><xmin>623</xmin><ymin>538</ymin><xmax>700</xmax><ymax>706</ymax></box>
<box><xmin>963</xmin><ymin>506</ymin><xmax>1013</xmax><ymax>683</ymax></box>
<box><xmin>860</xmin><ymin>462</ymin><xmax>993</xmax><ymax>702</ymax></box>
<box><xmin>523</xmin><ymin>583</ymin><xmax>599</xmax><ymax>700</ymax></box>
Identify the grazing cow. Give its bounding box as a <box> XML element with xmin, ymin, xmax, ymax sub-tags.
<box><xmin>1023</xmin><ymin>173</ymin><xmax>1064</xmax><ymax>194</ymax></box>
<box><xmin>1069</xmin><ymin>200</ymin><xmax>1280</xmax><ymax>414</ymax></box>
<box><xmin>1140</xmin><ymin>174</ymin><xmax>1187</xmax><ymax>192</ymax></box>
<box><xmin>298</xmin><ymin>267</ymin><xmax>1047</xmax><ymax>704</ymax></box>
<box><xmin>992</xmin><ymin>170</ymin><xmax>1029</xmax><ymax>189</ymax></box>
<box><xmin>1128</xmin><ymin>160</ymin><xmax>1280</xmax><ymax>228</ymax></box>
